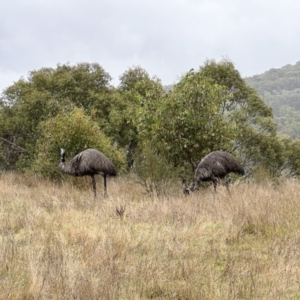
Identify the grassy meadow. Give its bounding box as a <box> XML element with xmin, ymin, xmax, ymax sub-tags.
<box><xmin>1</xmin><ymin>172</ymin><xmax>300</xmax><ymax>299</ymax></box>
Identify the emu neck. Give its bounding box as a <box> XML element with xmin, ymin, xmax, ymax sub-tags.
<box><xmin>59</xmin><ymin>162</ymin><xmax>76</xmax><ymax>176</ymax></box>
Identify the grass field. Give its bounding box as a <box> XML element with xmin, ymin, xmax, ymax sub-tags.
<box><xmin>1</xmin><ymin>172</ymin><xmax>300</xmax><ymax>299</ymax></box>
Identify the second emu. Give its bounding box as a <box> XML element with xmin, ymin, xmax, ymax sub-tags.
<box><xmin>184</xmin><ymin>151</ymin><xmax>245</xmax><ymax>194</ymax></box>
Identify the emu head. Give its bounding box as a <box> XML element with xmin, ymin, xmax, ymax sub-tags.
<box><xmin>183</xmin><ymin>182</ymin><xmax>197</xmax><ymax>196</ymax></box>
<box><xmin>60</xmin><ymin>148</ymin><xmax>66</xmax><ymax>162</ymax></box>
<box><xmin>183</xmin><ymin>187</ymin><xmax>191</xmax><ymax>195</ymax></box>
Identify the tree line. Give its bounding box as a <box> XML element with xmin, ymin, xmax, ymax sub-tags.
<box><xmin>1</xmin><ymin>60</ymin><xmax>300</xmax><ymax>192</ymax></box>
<box><xmin>246</xmin><ymin>61</ymin><xmax>300</xmax><ymax>139</ymax></box>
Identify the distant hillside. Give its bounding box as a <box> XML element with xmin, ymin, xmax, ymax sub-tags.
<box><xmin>245</xmin><ymin>61</ymin><xmax>300</xmax><ymax>139</ymax></box>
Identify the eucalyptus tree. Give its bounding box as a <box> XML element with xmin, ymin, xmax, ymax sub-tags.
<box><xmin>0</xmin><ymin>62</ymin><xmax>114</xmax><ymax>171</ymax></box>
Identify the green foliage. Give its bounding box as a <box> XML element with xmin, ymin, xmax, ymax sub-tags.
<box><xmin>246</xmin><ymin>61</ymin><xmax>300</xmax><ymax>138</ymax></box>
<box><xmin>1</xmin><ymin>63</ymin><xmax>112</xmax><ymax>113</ymax></box>
<box><xmin>149</xmin><ymin>69</ymin><xmax>233</xmax><ymax>176</ymax></box>
<box><xmin>142</xmin><ymin>60</ymin><xmax>284</xmax><ymax>179</ymax></box>
<box><xmin>116</xmin><ymin>66</ymin><xmax>165</xmax><ymax>164</ymax></box>
<box><xmin>275</xmin><ymin>105</ymin><xmax>300</xmax><ymax>139</ymax></box>
<box><xmin>103</xmin><ymin>90</ymin><xmax>138</xmax><ymax>148</ymax></box>
<box><xmin>0</xmin><ymin>80</ymin><xmax>74</xmax><ymax>163</ymax></box>
<box><xmin>119</xmin><ymin>66</ymin><xmax>163</xmax><ymax>98</ymax></box>
<box><xmin>198</xmin><ymin>60</ymin><xmax>285</xmax><ymax>176</ymax></box>
<box><xmin>1</xmin><ymin>60</ymin><xmax>299</xmax><ymax>183</ymax></box>
<box><xmin>0</xmin><ymin>62</ymin><xmax>113</xmax><ymax>171</ymax></box>
<box><xmin>31</xmin><ymin>108</ymin><xmax>126</xmax><ymax>178</ymax></box>
<box><xmin>281</xmin><ymin>138</ymin><xmax>300</xmax><ymax>177</ymax></box>
<box><xmin>134</xmin><ymin>142</ymin><xmax>180</xmax><ymax>196</ymax></box>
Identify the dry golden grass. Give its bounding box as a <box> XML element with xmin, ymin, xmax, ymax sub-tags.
<box><xmin>1</xmin><ymin>172</ymin><xmax>300</xmax><ymax>299</ymax></box>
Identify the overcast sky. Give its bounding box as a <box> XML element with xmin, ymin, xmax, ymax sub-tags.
<box><xmin>1</xmin><ymin>0</ymin><xmax>300</xmax><ymax>93</ymax></box>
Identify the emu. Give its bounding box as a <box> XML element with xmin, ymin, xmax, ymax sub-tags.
<box><xmin>184</xmin><ymin>151</ymin><xmax>245</xmax><ymax>195</ymax></box>
<box><xmin>59</xmin><ymin>148</ymin><xmax>117</xmax><ymax>198</ymax></box>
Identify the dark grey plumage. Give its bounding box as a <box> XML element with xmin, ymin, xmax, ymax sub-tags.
<box><xmin>59</xmin><ymin>148</ymin><xmax>117</xmax><ymax>198</ymax></box>
<box><xmin>184</xmin><ymin>151</ymin><xmax>245</xmax><ymax>194</ymax></box>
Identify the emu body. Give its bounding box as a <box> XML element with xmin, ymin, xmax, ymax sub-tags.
<box><xmin>184</xmin><ymin>151</ymin><xmax>245</xmax><ymax>194</ymax></box>
<box><xmin>59</xmin><ymin>148</ymin><xmax>117</xmax><ymax>198</ymax></box>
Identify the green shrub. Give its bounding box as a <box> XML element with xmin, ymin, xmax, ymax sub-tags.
<box><xmin>134</xmin><ymin>142</ymin><xmax>180</xmax><ymax>196</ymax></box>
<box><xmin>31</xmin><ymin>108</ymin><xmax>126</xmax><ymax>178</ymax></box>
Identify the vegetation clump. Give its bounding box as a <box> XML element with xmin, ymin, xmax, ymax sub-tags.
<box><xmin>1</xmin><ymin>59</ymin><xmax>300</xmax><ymax>191</ymax></box>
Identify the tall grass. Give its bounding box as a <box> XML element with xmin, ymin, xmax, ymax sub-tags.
<box><xmin>1</xmin><ymin>172</ymin><xmax>300</xmax><ymax>299</ymax></box>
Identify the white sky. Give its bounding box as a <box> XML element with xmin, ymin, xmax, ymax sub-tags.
<box><xmin>1</xmin><ymin>0</ymin><xmax>300</xmax><ymax>93</ymax></box>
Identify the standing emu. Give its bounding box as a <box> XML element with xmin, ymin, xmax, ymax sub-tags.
<box><xmin>59</xmin><ymin>148</ymin><xmax>117</xmax><ymax>198</ymax></box>
<box><xmin>184</xmin><ymin>151</ymin><xmax>245</xmax><ymax>195</ymax></box>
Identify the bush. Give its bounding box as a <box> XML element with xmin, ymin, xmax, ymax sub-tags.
<box><xmin>134</xmin><ymin>142</ymin><xmax>180</xmax><ymax>196</ymax></box>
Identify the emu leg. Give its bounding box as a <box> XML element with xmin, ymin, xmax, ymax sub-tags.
<box><xmin>190</xmin><ymin>180</ymin><xmax>199</xmax><ymax>192</ymax></box>
<box><xmin>224</xmin><ymin>179</ymin><xmax>231</xmax><ymax>194</ymax></box>
<box><xmin>91</xmin><ymin>175</ymin><xmax>97</xmax><ymax>198</ymax></box>
<box><xmin>211</xmin><ymin>177</ymin><xmax>218</xmax><ymax>193</ymax></box>
<box><xmin>103</xmin><ymin>174</ymin><xmax>107</xmax><ymax>197</ymax></box>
